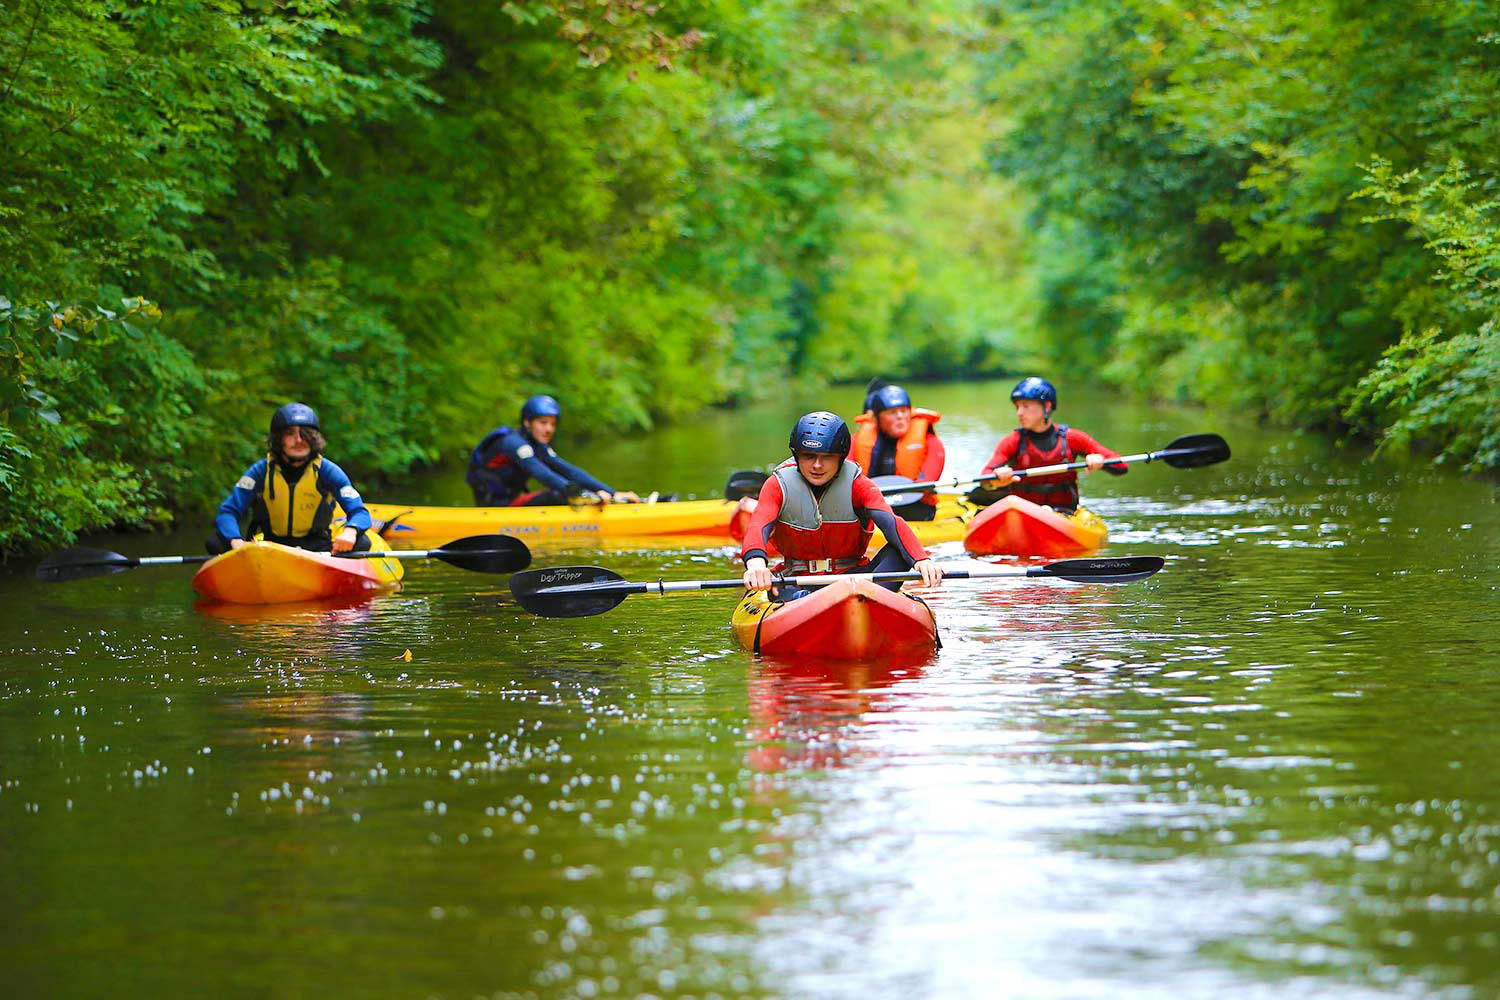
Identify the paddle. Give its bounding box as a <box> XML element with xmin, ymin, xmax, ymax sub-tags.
<box><xmin>375</xmin><ymin>510</ymin><xmax>412</xmax><ymax>538</ymax></box>
<box><xmin>509</xmin><ymin>555</ymin><xmax>1165</xmax><ymax>619</ymax></box>
<box><xmin>36</xmin><ymin>534</ymin><xmax>532</xmax><ymax>583</ymax></box>
<box><xmin>877</xmin><ymin>433</ymin><xmax>1232</xmax><ymax>505</ymax></box>
<box><xmin>725</xmin><ymin>469</ymin><xmax>770</xmax><ymax>501</ymax></box>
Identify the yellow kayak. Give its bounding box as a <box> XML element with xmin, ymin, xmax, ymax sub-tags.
<box><xmin>191</xmin><ymin>534</ymin><xmax>404</xmax><ymax>605</ymax></box>
<box><xmin>892</xmin><ymin>499</ymin><xmax>977</xmax><ymax>551</ymax></box>
<box><xmin>345</xmin><ymin>498</ymin><xmax>740</xmax><ymax>548</ymax></box>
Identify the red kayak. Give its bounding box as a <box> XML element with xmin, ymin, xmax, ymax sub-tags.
<box><xmin>732</xmin><ymin>577</ymin><xmax>938</xmax><ymax>659</ymax></box>
<box><xmin>962</xmin><ymin>495</ymin><xmax>1108</xmax><ymax>558</ymax></box>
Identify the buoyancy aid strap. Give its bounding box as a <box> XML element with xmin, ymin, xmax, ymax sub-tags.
<box><xmin>1013</xmin><ymin>423</ymin><xmax>1070</xmax><ymax>464</ymax></box>
<box><xmin>1013</xmin><ymin>424</ymin><xmax>1079</xmax><ymax>507</ymax></box>
<box><xmin>471</xmin><ymin>426</ymin><xmax>514</xmax><ymax>470</ymax></box>
<box><xmin>784</xmin><ymin>555</ymin><xmax>863</xmax><ymax>574</ymax></box>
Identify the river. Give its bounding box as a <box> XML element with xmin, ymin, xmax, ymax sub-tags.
<box><xmin>2</xmin><ymin>381</ymin><xmax>1497</xmax><ymax>998</ymax></box>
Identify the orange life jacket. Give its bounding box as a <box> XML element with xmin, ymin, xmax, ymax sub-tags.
<box><xmin>849</xmin><ymin>408</ymin><xmax>941</xmax><ymax>506</ymax></box>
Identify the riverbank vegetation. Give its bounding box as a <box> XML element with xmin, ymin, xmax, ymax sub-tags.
<box><xmin>984</xmin><ymin>0</ymin><xmax>1499</xmax><ymax>474</ymax></box>
<box><xmin>2</xmin><ymin>0</ymin><xmax>1030</xmax><ymax>553</ymax></box>
<box><xmin>3</xmin><ymin>0</ymin><xmax>1496</xmax><ymax>554</ymax></box>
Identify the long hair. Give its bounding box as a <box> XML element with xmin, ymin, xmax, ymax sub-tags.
<box><xmin>268</xmin><ymin>426</ymin><xmax>326</xmax><ymax>463</ymax></box>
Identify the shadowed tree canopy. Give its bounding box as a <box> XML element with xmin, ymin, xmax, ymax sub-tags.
<box><xmin>0</xmin><ymin>0</ymin><xmax>1029</xmax><ymax>553</ymax></box>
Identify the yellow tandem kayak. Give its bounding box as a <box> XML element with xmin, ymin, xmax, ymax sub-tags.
<box><xmin>344</xmin><ymin>498</ymin><xmax>741</xmax><ymax>548</ymax></box>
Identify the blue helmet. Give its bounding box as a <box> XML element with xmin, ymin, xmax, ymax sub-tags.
<box><xmin>520</xmin><ymin>395</ymin><xmax>562</xmax><ymax>423</ymax></box>
<box><xmin>789</xmin><ymin>411</ymin><xmax>851</xmax><ymax>458</ymax></box>
<box><xmin>270</xmin><ymin>402</ymin><xmax>319</xmax><ymax>435</ymax></box>
<box><xmin>1010</xmin><ymin>377</ymin><xmax>1057</xmax><ymax>412</ymax></box>
<box><xmin>870</xmin><ymin>384</ymin><xmax>912</xmax><ymax>414</ymax></box>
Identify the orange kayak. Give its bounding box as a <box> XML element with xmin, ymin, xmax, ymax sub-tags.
<box><xmin>731</xmin><ymin>577</ymin><xmax>938</xmax><ymax>659</ymax></box>
<box><xmin>962</xmin><ymin>495</ymin><xmax>1107</xmax><ymax>557</ymax></box>
<box><xmin>191</xmin><ymin>538</ymin><xmax>405</xmax><ymax>604</ymax></box>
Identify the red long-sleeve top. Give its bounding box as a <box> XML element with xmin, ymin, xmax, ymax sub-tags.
<box><xmin>739</xmin><ymin>472</ymin><xmax>930</xmax><ymax>568</ymax></box>
<box><xmin>983</xmin><ymin>427</ymin><xmax>1128</xmax><ymax>477</ymax></box>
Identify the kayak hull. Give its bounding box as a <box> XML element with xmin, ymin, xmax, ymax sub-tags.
<box><xmin>191</xmin><ymin>537</ymin><xmax>404</xmax><ymax>604</ymax></box>
<box><xmin>962</xmin><ymin>496</ymin><xmax>1107</xmax><ymax>558</ymax></box>
<box><xmin>732</xmin><ymin>577</ymin><xmax>938</xmax><ymax>659</ymax></box>
<box><xmin>351</xmin><ymin>499</ymin><xmax>738</xmax><ymax>547</ymax></box>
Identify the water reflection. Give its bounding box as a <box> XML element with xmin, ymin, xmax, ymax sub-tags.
<box><xmin>747</xmin><ymin>649</ymin><xmax>933</xmax><ymax>773</ymax></box>
<box><xmin>194</xmin><ymin>594</ymin><xmax>381</xmax><ymax>625</ymax></box>
<box><xmin>3</xmin><ymin>385</ymin><xmax>1499</xmax><ymax>998</ymax></box>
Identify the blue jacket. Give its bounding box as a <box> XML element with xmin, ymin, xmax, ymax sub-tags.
<box><xmin>215</xmin><ymin>455</ymin><xmax>372</xmax><ymax>548</ymax></box>
<box><xmin>466</xmin><ymin>426</ymin><xmax>611</xmax><ymax>506</ymax></box>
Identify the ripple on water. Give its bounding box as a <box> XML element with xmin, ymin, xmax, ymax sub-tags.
<box><xmin>3</xmin><ymin>392</ymin><xmax>1500</xmax><ymax>998</ymax></box>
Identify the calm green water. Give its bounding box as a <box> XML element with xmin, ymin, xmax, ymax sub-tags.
<box><xmin>2</xmin><ymin>381</ymin><xmax>1498</xmax><ymax>999</ymax></box>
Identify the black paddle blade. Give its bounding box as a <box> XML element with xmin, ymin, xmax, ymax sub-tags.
<box><xmin>725</xmin><ymin>470</ymin><xmax>770</xmax><ymax>501</ymax></box>
<box><xmin>1159</xmin><ymin>433</ymin><xmax>1230</xmax><ymax>469</ymax></box>
<box><xmin>871</xmin><ymin>474</ymin><xmax>924</xmax><ymax>506</ymax></box>
<box><xmin>431</xmin><ymin>534</ymin><xmax>531</xmax><ymax>574</ymax></box>
<box><xmin>1039</xmin><ymin>556</ymin><xmax>1165</xmax><ymax>584</ymax></box>
<box><xmin>36</xmin><ymin>547</ymin><xmax>136</xmax><ymax>583</ymax></box>
<box><xmin>376</xmin><ymin>510</ymin><xmax>412</xmax><ymax>540</ymax></box>
<box><xmin>510</xmin><ymin>566</ymin><xmax>632</xmax><ymax>618</ymax></box>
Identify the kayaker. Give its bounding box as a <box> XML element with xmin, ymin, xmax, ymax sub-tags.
<box><xmin>978</xmin><ymin>377</ymin><xmax>1127</xmax><ymax>511</ymax></box>
<box><xmin>466</xmin><ymin>395</ymin><xmax>641</xmax><ymax>507</ymax></box>
<box><xmin>849</xmin><ymin>383</ymin><xmax>946</xmax><ymax>521</ymax></box>
<box><xmin>740</xmin><ymin>411</ymin><xmax>944</xmax><ymax>599</ymax></box>
<box><xmin>210</xmin><ymin>403</ymin><xmax>373</xmax><ymax>554</ymax></box>
<box><xmin>860</xmin><ymin>375</ymin><xmax>893</xmax><ymax>412</ymax></box>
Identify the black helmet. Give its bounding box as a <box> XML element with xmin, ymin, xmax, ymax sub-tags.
<box><xmin>1010</xmin><ymin>377</ymin><xmax>1057</xmax><ymax>412</ymax></box>
<box><xmin>789</xmin><ymin>411</ymin><xmax>851</xmax><ymax>458</ymax></box>
<box><xmin>520</xmin><ymin>394</ymin><xmax>562</xmax><ymax>423</ymax></box>
<box><xmin>270</xmin><ymin>402</ymin><xmax>320</xmax><ymax>435</ymax></box>
<box><xmin>870</xmin><ymin>384</ymin><xmax>912</xmax><ymax>414</ymax></box>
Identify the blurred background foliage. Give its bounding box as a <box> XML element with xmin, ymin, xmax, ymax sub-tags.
<box><xmin>2</xmin><ymin>0</ymin><xmax>1494</xmax><ymax>553</ymax></box>
<box><xmin>981</xmin><ymin>0</ymin><xmax>1499</xmax><ymax>472</ymax></box>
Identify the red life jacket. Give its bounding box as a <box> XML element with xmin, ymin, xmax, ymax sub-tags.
<box><xmin>767</xmin><ymin>459</ymin><xmax>874</xmax><ymax>574</ymax></box>
<box><xmin>1007</xmin><ymin>424</ymin><xmax>1079</xmax><ymax>509</ymax></box>
<box><xmin>849</xmin><ymin>408</ymin><xmax>942</xmax><ymax>506</ymax></box>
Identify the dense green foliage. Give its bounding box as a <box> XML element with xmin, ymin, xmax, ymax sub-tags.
<box><xmin>982</xmin><ymin>0</ymin><xmax>1499</xmax><ymax>471</ymax></box>
<box><xmin>7</xmin><ymin>0</ymin><xmax>1495</xmax><ymax>555</ymax></box>
<box><xmin>1</xmin><ymin>0</ymin><xmax>1026</xmax><ymax>553</ymax></box>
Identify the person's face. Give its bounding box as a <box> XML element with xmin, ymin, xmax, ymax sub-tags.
<box><xmin>877</xmin><ymin>406</ymin><xmax>911</xmax><ymax>437</ymax></box>
<box><xmin>280</xmin><ymin>426</ymin><xmax>311</xmax><ymax>462</ymax></box>
<box><xmin>795</xmin><ymin>450</ymin><xmax>840</xmax><ymax>486</ymax></box>
<box><xmin>1014</xmin><ymin>399</ymin><xmax>1050</xmax><ymax>431</ymax></box>
<box><xmin>526</xmin><ymin>415</ymin><xmax>558</xmax><ymax>444</ymax></box>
